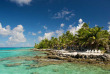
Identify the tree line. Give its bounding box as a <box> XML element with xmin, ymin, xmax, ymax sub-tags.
<box><xmin>34</xmin><ymin>23</ymin><xmax>110</xmax><ymax>52</ymax></box>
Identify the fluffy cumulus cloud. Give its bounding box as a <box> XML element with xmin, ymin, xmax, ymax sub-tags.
<box><xmin>0</xmin><ymin>23</ymin><xmax>11</xmax><ymax>36</ymax></box>
<box><xmin>107</xmin><ymin>22</ymin><xmax>110</xmax><ymax>32</ymax></box>
<box><xmin>79</xmin><ymin>19</ymin><xmax>83</xmax><ymax>24</ymax></box>
<box><xmin>68</xmin><ymin>18</ymin><xmax>84</xmax><ymax>35</ymax></box>
<box><xmin>56</xmin><ymin>29</ymin><xmax>64</xmax><ymax>37</ymax></box>
<box><xmin>61</xmin><ymin>23</ymin><xmax>65</xmax><ymax>27</ymax></box>
<box><xmin>38</xmin><ymin>19</ymin><xmax>84</xmax><ymax>42</ymax></box>
<box><xmin>108</xmin><ymin>26</ymin><xmax>110</xmax><ymax>32</ymax></box>
<box><xmin>53</xmin><ymin>8</ymin><xmax>75</xmax><ymax>20</ymax></box>
<box><xmin>0</xmin><ymin>23</ymin><xmax>26</xmax><ymax>45</ymax></box>
<box><xmin>108</xmin><ymin>22</ymin><xmax>110</xmax><ymax>25</ymax></box>
<box><xmin>38</xmin><ymin>36</ymin><xmax>43</xmax><ymax>41</ymax></box>
<box><xmin>38</xmin><ymin>32</ymin><xmax>54</xmax><ymax>41</ymax></box>
<box><xmin>10</xmin><ymin>0</ymin><xmax>32</xmax><ymax>6</ymax></box>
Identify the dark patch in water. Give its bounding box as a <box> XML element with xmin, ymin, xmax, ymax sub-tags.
<box><xmin>52</xmin><ymin>69</ymin><xmax>59</xmax><ymax>72</ymax></box>
<box><xmin>4</xmin><ymin>63</ymin><xmax>22</xmax><ymax>67</ymax></box>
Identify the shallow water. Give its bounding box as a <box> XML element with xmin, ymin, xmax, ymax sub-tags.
<box><xmin>0</xmin><ymin>47</ymin><xmax>110</xmax><ymax>74</ymax></box>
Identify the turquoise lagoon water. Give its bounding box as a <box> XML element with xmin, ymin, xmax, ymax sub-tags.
<box><xmin>0</xmin><ymin>47</ymin><xmax>110</xmax><ymax>74</ymax></box>
<box><xmin>0</xmin><ymin>47</ymin><xmax>35</xmax><ymax>59</ymax></box>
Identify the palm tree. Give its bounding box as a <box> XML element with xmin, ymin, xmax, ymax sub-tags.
<box><xmin>35</xmin><ymin>22</ymin><xmax>110</xmax><ymax>52</ymax></box>
<box><xmin>65</xmin><ymin>31</ymin><xmax>74</xmax><ymax>50</ymax></box>
<box><xmin>76</xmin><ymin>25</ymin><xmax>109</xmax><ymax>50</ymax></box>
<box><xmin>50</xmin><ymin>37</ymin><xmax>58</xmax><ymax>49</ymax></box>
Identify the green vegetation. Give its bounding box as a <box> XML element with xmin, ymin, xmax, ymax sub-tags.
<box><xmin>34</xmin><ymin>23</ymin><xmax>110</xmax><ymax>51</ymax></box>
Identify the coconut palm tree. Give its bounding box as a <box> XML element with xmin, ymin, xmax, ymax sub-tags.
<box><xmin>50</xmin><ymin>37</ymin><xmax>58</xmax><ymax>49</ymax></box>
<box><xmin>76</xmin><ymin>25</ymin><xmax>109</xmax><ymax>50</ymax></box>
<box><xmin>35</xmin><ymin>22</ymin><xmax>110</xmax><ymax>52</ymax></box>
<box><xmin>65</xmin><ymin>31</ymin><xmax>74</xmax><ymax>50</ymax></box>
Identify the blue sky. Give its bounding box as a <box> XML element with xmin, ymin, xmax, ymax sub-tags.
<box><xmin>0</xmin><ymin>0</ymin><xmax>110</xmax><ymax>47</ymax></box>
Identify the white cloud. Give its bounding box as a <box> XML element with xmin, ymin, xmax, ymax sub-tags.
<box><xmin>38</xmin><ymin>29</ymin><xmax>64</xmax><ymax>41</ymax></box>
<box><xmin>0</xmin><ymin>23</ymin><xmax>26</xmax><ymax>45</ymax></box>
<box><xmin>28</xmin><ymin>32</ymin><xmax>36</xmax><ymax>36</ymax></box>
<box><xmin>7</xmin><ymin>25</ymin><xmax>26</xmax><ymax>45</ymax></box>
<box><xmin>38</xmin><ymin>32</ymin><xmax>54</xmax><ymax>41</ymax></box>
<box><xmin>108</xmin><ymin>25</ymin><xmax>110</xmax><ymax>32</ymax></box>
<box><xmin>38</xmin><ymin>31</ymin><xmax>42</xmax><ymax>34</ymax></box>
<box><xmin>44</xmin><ymin>32</ymin><xmax>54</xmax><ymax>39</ymax></box>
<box><xmin>38</xmin><ymin>36</ymin><xmax>43</xmax><ymax>41</ymax></box>
<box><xmin>10</xmin><ymin>0</ymin><xmax>32</xmax><ymax>6</ymax></box>
<box><xmin>65</xmin><ymin>14</ymin><xmax>75</xmax><ymax>21</ymax></box>
<box><xmin>56</xmin><ymin>29</ymin><xmax>64</xmax><ymax>37</ymax></box>
<box><xmin>32</xmin><ymin>32</ymin><xmax>36</xmax><ymax>36</ymax></box>
<box><xmin>79</xmin><ymin>18</ymin><xmax>83</xmax><ymax>24</ymax></box>
<box><xmin>108</xmin><ymin>22</ymin><xmax>110</xmax><ymax>25</ymax></box>
<box><xmin>43</xmin><ymin>26</ymin><xmax>47</xmax><ymax>29</ymax></box>
<box><xmin>68</xmin><ymin>18</ymin><xmax>84</xmax><ymax>35</ymax></box>
<box><xmin>95</xmin><ymin>24</ymin><xmax>98</xmax><ymax>27</ymax></box>
<box><xmin>53</xmin><ymin>8</ymin><xmax>75</xmax><ymax>20</ymax></box>
<box><xmin>61</xmin><ymin>23</ymin><xmax>65</xmax><ymax>27</ymax></box>
<box><xmin>69</xmin><ymin>25</ymin><xmax>72</xmax><ymax>28</ymax></box>
<box><xmin>0</xmin><ymin>23</ymin><xmax>11</xmax><ymax>36</ymax></box>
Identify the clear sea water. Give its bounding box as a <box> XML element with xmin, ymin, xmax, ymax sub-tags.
<box><xmin>0</xmin><ymin>47</ymin><xmax>110</xmax><ymax>74</ymax></box>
